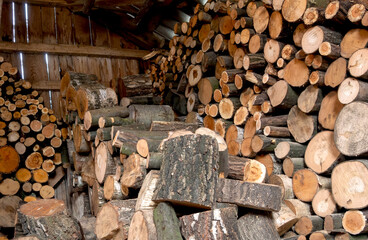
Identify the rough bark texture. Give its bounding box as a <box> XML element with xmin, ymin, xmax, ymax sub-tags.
<box><xmin>153</xmin><ymin>203</ymin><xmax>183</xmax><ymax>240</ymax></box>
<box><xmin>180</xmin><ymin>206</ymin><xmax>238</xmax><ymax>240</ymax></box>
<box><xmin>153</xmin><ymin>134</ymin><xmax>219</xmax><ymax>209</ymax></box>
<box><xmin>216</xmin><ymin>178</ymin><xmax>282</xmax><ymax>212</ymax></box>
<box><xmin>236</xmin><ymin>210</ymin><xmax>280</xmax><ymax>240</ymax></box>
<box><xmin>17</xmin><ymin>199</ymin><xmax>82</xmax><ymax>240</ymax></box>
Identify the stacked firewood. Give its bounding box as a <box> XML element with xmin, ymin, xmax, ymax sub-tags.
<box><xmin>0</xmin><ymin>58</ymin><xmax>66</xmax><ymax>203</ymax></box>
<box><xmin>147</xmin><ymin>0</ymin><xmax>368</xmax><ymax>239</ymax></box>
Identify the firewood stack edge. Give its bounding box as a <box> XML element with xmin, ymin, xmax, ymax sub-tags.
<box><xmin>145</xmin><ymin>0</ymin><xmax>368</xmax><ymax>239</ymax></box>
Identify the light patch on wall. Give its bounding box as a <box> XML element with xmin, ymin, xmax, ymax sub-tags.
<box><xmin>12</xmin><ymin>2</ymin><xmax>15</xmax><ymax>42</ymax></box>
<box><xmin>19</xmin><ymin>53</ymin><xmax>25</xmax><ymax>79</ymax></box>
<box><xmin>45</xmin><ymin>53</ymin><xmax>53</xmax><ymax>109</ymax></box>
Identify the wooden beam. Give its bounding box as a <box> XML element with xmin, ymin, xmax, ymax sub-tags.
<box><xmin>0</xmin><ymin>42</ymin><xmax>150</xmax><ymax>58</ymax></box>
<box><xmin>4</xmin><ymin>0</ymin><xmax>148</xmax><ymax>8</ymax></box>
<box><xmin>31</xmin><ymin>81</ymin><xmax>60</xmax><ymax>90</ymax></box>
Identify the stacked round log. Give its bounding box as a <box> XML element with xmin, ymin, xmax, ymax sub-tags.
<box><xmin>147</xmin><ymin>0</ymin><xmax>368</xmax><ymax>239</ymax></box>
<box><xmin>0</xmin><ymin>58</ymin><xmax>67</xmax><ymax>203</ymax></box>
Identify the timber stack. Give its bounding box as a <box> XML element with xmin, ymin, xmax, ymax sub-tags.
<box><xmin>0</xmin><ymin>58</ymin><xmax>67</xmax><ymax>203</ymax></box>
<box><xmin>145</xmin><ymin>0</ymin><xmax>368</xmax><ymax>239</ymax></box>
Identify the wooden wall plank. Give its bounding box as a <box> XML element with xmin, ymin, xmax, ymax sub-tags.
<box><xmin>14</xmin><ymin>3</ymin><xmax>26</xmax><ymax>43</ymax></box>
<box><xmin>91</xmin><ymin>21</ymin><xmax>109</xmax><ymax>47</ymax></box>
<box><xmin>23</xmin><ymin>54</ymin><xmax>48</xmax><ymax>83</ymax></box>
<box><xmin>23</xmin><ymin>53</ymin><xmax>51</xmax><ymax>108</ymax></box>
<box><xmin>98</xmin><ymin>57</ymin><xmax>113</xmax><ymax>87</ymax></box>
<box><xmin>48</xmin><ymin>54</ymin><xmax>61</xmax><ymax>118</ymax></box>
<box><xmin>28</xmin><ymin>5</ymin><xmax>43</xmax><ymax>43</ymax></box>
<box><xmin>58</xmin><ymin>55</ymin><xmax>74</xmax><ymax>75</ymax></box>
<box><xmin>1</xmin><ymin>2</ymin><xmax>13</xmax><ymax>42</ymax></box>
<box><xmin>56</xmin><ymin>7</ymin><xmax>73</xmax><ymax>44</ymax></box>
<box><xmin>73</xmin><ymin>14</ymin><xmax>91</xmax><ymax>46</ymax></box>
<box><xmin>41</xmin><ymin>7</ymin><xmax>57</xmax><ymax>44</ymax></box>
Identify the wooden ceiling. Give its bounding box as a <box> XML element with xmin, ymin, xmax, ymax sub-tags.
<box><xmin>5</xmin><ymin>0</ymin><xmax>202</xmax><ymax>49</ymax></box>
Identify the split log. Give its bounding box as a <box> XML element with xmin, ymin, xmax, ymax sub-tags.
<box><xmin>120</xmin><ymin>153</ymin><xmax>147</xmax><ymax>189</ymax></box>
<box><xmin>154</xmin><ymin>203</ymin><xmax>183</xmax><ymax>240</ymax></box>
<box><xmin>216</xmin><ymin>178</ymin><xmax>282</xmax><ymax>212</ymax></box>
<box><xmin>179</xmin><ymin>206</ymin><xmax>238</xmax><ymax>240</ymax></box>
<box><xmin>293</xmin><ymin>169</ymin><xmax>331</xmax><ymax>202</ymax></box>
<box><xmin>136</xmin><ymin>170</ymin><xmax>160</xmax><ymax>211</ymax></box>
<box><xmin>128</xmin><ymin>210</ymin><xmax>157</xmax><ymax>240</ymax></box>
<box><xmin>95</xmin><ymin>199</ymin><xmax>136</xmax><ymax>240</ymax></box>
<box><xmin>103</xmin><ymin>175</ymin><xmax>128</xmax><ymax>201</ymax></box>
<box><xmin>95</xmin><ymin>142</ymin><xmax>119</xmax><ymax>184</ymax></box>
<box><xmin>153</xmin><ymin>134</ymin><xmax>218</xmax><ymax>209</ymax></box>
<box><xmin>332</xmin><ymin>160</ymin><xmax>368</xmax><ymax>209</ymax></box>
<box><xmin>318</xmin><ymin>91</ymin><xmax>344</xmax><ymax>130</ymax></box>
<box><xmin>17</xmin><ymin>199</ymin><xmax>82</xmax><ymax>239</ymax></box>
<box><xmin>272</xmin><ymin>202</ymin><xmax>298</xmax><ymax>236</ymax></box>
<box><xmin>287</xmin><ymin>106</ymin><xmax>317</xmax><ymax>143</ymax></box>
<box><xmin>334</xmin><ymin>102</ymin><xmax>368</xmax><ymax>156</ymax></box>
<box><xmin>285</xmin><ymin>198</ymin><xmax>312</xmax><ymax>218</ymax></box>
<box><xmin>305</xmin><ymin>131</ymin><xmax>343</xmax><ymax>174</ymax></box>
<box><xmin>297</xmin><ymin>85</ymin><xmax>322</xmax><ymax>113</ymax></box>
<box><xmin>312</xmin><ymin>189</ymin><xmax>337</xmax><ymax>218</ymax></box>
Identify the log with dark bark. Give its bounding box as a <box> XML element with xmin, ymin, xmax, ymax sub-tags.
<box><xmin>153</xmin><ymin>203</ymin><xmax>183</xmax><ymax>240</ymax></box>
<box><xmin>152</xmin><ymin>134</ymin><xmax>218</xmax><ymax>209</ymax></box>
<box><xmin>236</xmin><ymin>210</ymin><xmax>280</xmax><ymax>240</ymax></box>
<box><xmin>83</xmin><ymin>106</ymin><xmax>130</xmax><ymax>130</ymax></box>
<box><xmin>17</xmin><ymin>199</ymin><xmax>82</xmax><ymax>240</ymax></box>
<box><xmin>129</xmin><ymin>105</ymin><xmax>174</xmax><ymax>128</ymax></box>
<box><xmin>179</xmin><ymin>206</ymin><xmax>238</xmax><ymax>240</ymax></box>
<box><xmin>216</xmin><ymin>178</ymin><xmax>282</xmax><ymax>212</ymax></box>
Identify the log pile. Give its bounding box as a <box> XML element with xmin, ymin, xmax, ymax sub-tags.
<box><xmin>144</xmin><ymin>0</ymin><xmax>368</xmax><ymax>239</ymax></box>
<box><xmin>0</xmin><ymin>58</ymin><xmax>66</xmax><ymax>205</ymax></box>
